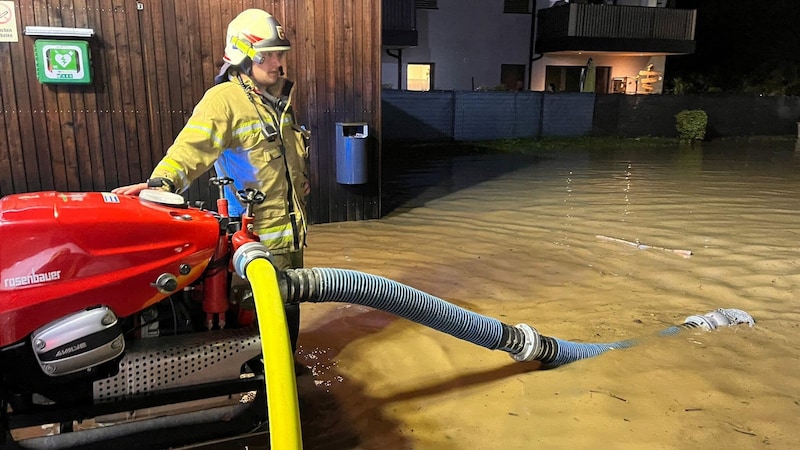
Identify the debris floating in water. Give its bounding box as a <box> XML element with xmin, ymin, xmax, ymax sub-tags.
<box><xmin>596</xmin><ymin>235</ymin><xmax>693</xmax><ymax>258</ymax></box>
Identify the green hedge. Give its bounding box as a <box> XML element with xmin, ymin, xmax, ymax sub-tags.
<box><xmin>675</xmin><ymin>109</ymin><xmax>708</xmax><ymax>142</ymax></box>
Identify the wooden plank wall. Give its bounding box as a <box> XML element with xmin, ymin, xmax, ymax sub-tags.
<box><xmin>0</xmin><ymin>0</ymin><xmax>381</xmax><ymax>223</ymax></box>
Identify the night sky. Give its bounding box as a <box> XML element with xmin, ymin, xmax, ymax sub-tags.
<box><xmin>667</xmin><ymin>0</ymin><xmax>800</xmax><ymax>92</ymax></box>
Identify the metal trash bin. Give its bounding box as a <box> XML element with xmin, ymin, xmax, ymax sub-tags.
<box><xmin>335</xmin><ymin>122</ymin><xmax>369</xmax><ymax>184</ymax></box>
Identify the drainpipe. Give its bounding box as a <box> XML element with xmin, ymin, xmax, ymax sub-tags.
<box><xmin>386</xmin><ymin>49</ymin><xmax>403</xmax><ymax>90</ymax></box>
<box><xmin>528</xmin><ymin>1</ymin><xmax>544</xmax><ymax>90</ymax></box>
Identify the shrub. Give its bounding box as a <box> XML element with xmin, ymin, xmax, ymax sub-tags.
<box><xmin>675</xmin><ymin>109</ymin><xmax>707</xmax><ymax>142</ymax></box>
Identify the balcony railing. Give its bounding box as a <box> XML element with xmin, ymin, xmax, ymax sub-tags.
<box><xmin>383</xmin><ymin>0</ymin><xmax>418</xmax><ymax>47</ymax></box>
<box><xmin>536</xmin><ymin>3</ymin><xmax>696</xmax><ymax>54</ymax></box>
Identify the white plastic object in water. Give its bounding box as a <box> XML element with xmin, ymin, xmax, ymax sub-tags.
<box><xmin>684</xmin><ymin>308</ymin><xmax>755</xmax><ymax>330</ymax></box>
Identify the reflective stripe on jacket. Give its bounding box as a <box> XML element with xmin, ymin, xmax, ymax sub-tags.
<box><xmin>150</xmin><ymin>75</ymin><xmax>309</xmax><ymax>254</ymax></box>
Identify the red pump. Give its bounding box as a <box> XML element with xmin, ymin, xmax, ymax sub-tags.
<box><xmin>0</xmin><ymin>191</ymin><xmax>219</xmax><ymax>347</ymax></box>
<box><xmin>0</xmin><ymin>186</ymin><xmax>275</xmax><ymax>449</ymax></box>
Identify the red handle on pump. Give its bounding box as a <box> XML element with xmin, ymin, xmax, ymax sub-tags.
<box><xmin>209</xmin><ymin>177</ymin><xmax>234</xmax><ymax>218</ymax></box>
<box><xmin>202</xmin><ymin>177</ymin><xmax>235</xmax><ymax>329</ymax></box>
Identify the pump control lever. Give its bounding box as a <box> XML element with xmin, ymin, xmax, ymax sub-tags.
<box><xmin>209</xmin><ymin>176</ymin><xmax>233</xmax><ymax>197</ymax></box>
<box><xmin>237</xmin><ymin>188</ymin><xmax>266</xmax><ymax>218</ymax></box>
<box><xmin>209</xmin><ymin>177</ymin><xmax>234</xmax><ymax>218</ymax></box>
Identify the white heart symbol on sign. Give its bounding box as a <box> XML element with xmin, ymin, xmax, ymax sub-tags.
<box><xmin>55</xmin><ymin>53</ymin><xmax>72</xmax><ymax>68</ymax></box>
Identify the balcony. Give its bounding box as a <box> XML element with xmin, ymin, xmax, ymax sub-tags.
<box><xmin>536</xmin><ymin>3</ymin><xmax>696</xmax><ymax>55</ymax></box>
<box><xmin>383</xmin><ymin>0</ymin><xmax>418</xmax><ymax>48</ymax></box>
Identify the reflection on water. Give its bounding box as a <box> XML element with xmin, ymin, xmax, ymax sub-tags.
<box><xmin>298</xmin><ymin>139</ymin><xmax>800</xmax><ymax>450</ymax></box>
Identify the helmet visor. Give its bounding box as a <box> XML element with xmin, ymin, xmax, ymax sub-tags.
<box><xmin>251</xmin><ymin>16</ymin><xmax>291</xmax><ymax>52</ymax></box>
<box><xmin>252</xmin><ymin>38</ymin><xmax>290</xmax><ymax>52</ymax></box>
<box><xmin>251</xmin><ymin>50</ymin><xmax>287</xmax><ymax>65</ymax></box>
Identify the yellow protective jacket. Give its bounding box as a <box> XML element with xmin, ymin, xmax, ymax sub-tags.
<box><xmin>150</xmin><ymin>73</ymin><xmax>310</xmax><ymax>254</ymax></box>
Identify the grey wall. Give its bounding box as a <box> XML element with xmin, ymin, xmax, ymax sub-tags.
<box><xmin>542</xmin><ymin>93</ymin><xmax>595</xmax><ymax>137</ymax></box>
<box><xmin>383</xmin><ymin>90</ymin><xmax>800</xmax><ymax>141</ymax></box>
<box><xmin>382</xmin><ymin>90</ymin><xmax>455</xmax><ymax>140</ymax></box>
<box><xmin>382</xmin><ymin>90</ymin><xmax>595</xmax><ymax>141</ymax></box>
<box><xmin>454</xmin><ymin>92</ymin><xmax>542</xmax><ymax>140</ymax></box>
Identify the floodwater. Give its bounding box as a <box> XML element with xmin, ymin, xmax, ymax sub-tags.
<box><xmin>294</xmin><ymin>138</ymin><xmax>800</xmax><ymax>450</ymax></box>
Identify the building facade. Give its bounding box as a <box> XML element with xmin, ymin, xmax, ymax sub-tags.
<box><xmin>382</xmin><ymin>0</ymin><xmax>696</xmax><ymax>94</ymax></box>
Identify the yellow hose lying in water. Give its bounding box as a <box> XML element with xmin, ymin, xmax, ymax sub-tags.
<box><xmin>247</xmin><ymin>257</ymin><xmax>303</xmax><ymax>450</ymax></box>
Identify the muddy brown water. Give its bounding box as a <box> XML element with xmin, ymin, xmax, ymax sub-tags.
<box><xmin>288</xmin><ymin>139</ymin><xmax>800</xmax><ymax>450</ymax></box>
<box><xmin>11</xmin><ymin>140</ymin><xmax>799</xmax><ymax>450</ymax></box>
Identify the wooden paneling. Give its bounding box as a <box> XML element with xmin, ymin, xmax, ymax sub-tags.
<box><xmin>0</xmin><ymin>0</ymin><xmax>382</xmax><ymax>223</ymax></box>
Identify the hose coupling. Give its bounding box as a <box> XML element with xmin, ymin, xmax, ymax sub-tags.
<box><xmin>684</xmin><ymin>308</ymin><xmax>754</xmax><ymax>330</ymax></box>
<box><xmin>510</xmin><ymin>323</ymin><xmax>542</xmax><ymax>362</ymax></box>
<box><xmin>282</xmin><ymin>268</ymin><xmax>320</xmax><ymax>303</ymax></box>
<box><xmin>232</xmin><ymin>241</ymin><xmax>273</xmax><ymax>279</ymax></box>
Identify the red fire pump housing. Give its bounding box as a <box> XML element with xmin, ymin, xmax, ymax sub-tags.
<box><xmin>0</xmin><ymin>191</ymin><xmax>220</xmax><ymax>348</ymax></box>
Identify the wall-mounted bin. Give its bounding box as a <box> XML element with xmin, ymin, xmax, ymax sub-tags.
<box><xmin>335</xmin><ymin>122</ymin><xmax>369</xmax><ymax>184</ymax></box>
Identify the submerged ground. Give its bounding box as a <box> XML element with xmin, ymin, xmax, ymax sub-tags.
<box><xmin>192</xmin><ymin>136</ymin><xmax>800</xmax><ymax>449</ymax></box>
<box><xmin>297</xmin><ymin>136</ymin><xmax>800</xmax><ymax>449</ymax></box>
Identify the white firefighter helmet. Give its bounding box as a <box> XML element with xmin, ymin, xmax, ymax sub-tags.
<box><xmin>223</xmin><ymin>9</ymin><xmax>290</xmax><ymax>66</ymax></box>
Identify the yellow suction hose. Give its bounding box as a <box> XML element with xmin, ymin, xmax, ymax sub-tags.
<box><xmin>244</xmin><ymin>255</ymin><xmax>303</xmax><ymax>449</ymax></box>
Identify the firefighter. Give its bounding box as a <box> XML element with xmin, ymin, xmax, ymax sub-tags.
<box><xmin>113</xmin><ymin>9</ymin><xmax>310</xmax><ymax>350</ymax></box>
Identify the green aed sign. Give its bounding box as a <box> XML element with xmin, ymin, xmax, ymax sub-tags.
<box><xmin>34</xmin><ymin>39</ymin><xmax>92</xmax><ymax>84</ymax></box>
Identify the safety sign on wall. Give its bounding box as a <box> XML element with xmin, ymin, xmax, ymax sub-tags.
<box><xmin>0</xmin><ymin>1</ymin><xmax>19</xmax><ymax>42</ymax></box>
<box><xmin>33</xmin><ymin>39</ymin><xmax>92</xmax><ymax>84</ymax></box>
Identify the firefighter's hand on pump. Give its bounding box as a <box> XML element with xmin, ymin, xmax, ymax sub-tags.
<box><xmin>111</xmin><ymin>182</ymin><xmax>148</xmax><ymax>196</ymax></box>
<box><xmin>112</xmin><ymin>177</ymin><xmax>175</xmax><ymax>196</ymax></box>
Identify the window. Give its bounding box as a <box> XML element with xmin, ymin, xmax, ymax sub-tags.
<box><xmin>501</xmin><ymin>64</ymin><xmax>526</xmax><ymax>91</ymax></box>
<box><xmin>407</xmin><ymin>63</ymin><xmax>433</xmax><ymax>91</ymax></box>
<box><xmin>545</xmin><ymin>66</ymin><xmax>582</xmax><ymax>92</ymax></box>
<box><xmin>545</xmin><ymin>64</ymin><xmax>611</xmax><ymax>93</ymax></box>
<box><xmin>504</xmin><ymin>0</ymin><xmax>532</xmax><ymax>14</ymax></box>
